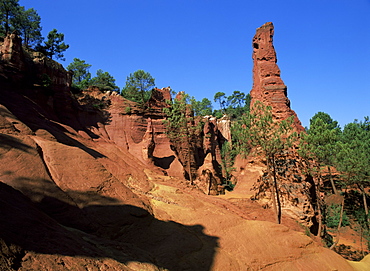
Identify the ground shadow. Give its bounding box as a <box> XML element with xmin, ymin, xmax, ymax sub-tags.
<box><xmin>0</xmin><ymin>180</ymin><xmax>219</xmax><ymax>271</ymax></box>
<box><xmin>0</xmin><ymin>88</ymin><xmax>108</xmax><ymax>159</ymax></box>
<box><xmin>0</xmin><ymin>134</ymin><xmax>32</xmax><ymax>155</ymax></box>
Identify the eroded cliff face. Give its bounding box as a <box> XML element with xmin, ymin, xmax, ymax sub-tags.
<box><xmin>0</xmin><ymin>33</ymin><xmax>367</xmax><ymax>271</ymax></box>
<box><xmin>250</xmin><ymin>22</ymin><xmax>304</xmax><ymax>132</ymax></box>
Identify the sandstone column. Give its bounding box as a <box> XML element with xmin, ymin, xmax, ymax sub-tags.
<box><xmin>250</xmin><ymin>22</ymin><xmax>304</xmax><ymax>131</ymax></box>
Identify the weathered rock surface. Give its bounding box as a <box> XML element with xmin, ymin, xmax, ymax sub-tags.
<box><xmin>235</xmin><ymin>22</ymin><xmax>315</xmax><ymax>230</ymax></box>
<box><xmin>0</xmin><ymin>32</ymin><xmax>368</xmax><ymax>271</ymax></box>
<box><xmin>250</xmin><ymin>22</ymin><xmax>304</xmax><ymax>132</ymax></box>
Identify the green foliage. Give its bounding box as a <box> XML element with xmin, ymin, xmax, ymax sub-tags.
<box><xmin>40</xmin><ymin>73</ymin><xmax>51</xmax><ymax>88</ymax></box>
<box><xmin>214</xmin><ymin>92</ymin><xmax>226</xmax><ymax>113</ymax></box>
<box><xmin>90</xmin><ymin>69</ymin><xmax>119</xmax><ymax>92</ymax></box>
<box><xmin>36</xmin><ymin>29</ymin><xmax>69</xmax><ymax>60</ymax></box>
<box><xmin>121</xmin><ymin>70</ymin><xmax>155</xmax><ymax>106</ymax></box>
<box><xmin>310</xmin><ymin>112</ymin><xmax>340</xmax><ymax>130</ymax></box>
<box><xmin>163</xmin><ymin>92</ymin><xmax>197</xmax><ymax>183</ymax></box>
<box><xmin>233</xmin><ymin>100</ymin><xmax>296</xmax><ymax>159</ymax></box>
<box><xmin>232</xmin><ymin>100</ymin><xmax>296</xmax><ymax>224</ymax></box>
<box><xmin>213</xmin><ymin>91</ymin><xmax>250</xmax><ymax>119</ymax></box>
<box><xmin>125</xmin><ymin>106</ymin><xmax>131</xmax><ymax>114</ymax></box>
<box><xmin>13</xmin><ymin>6</ymin><xmax>42</xmax><ymax>48</ymax></box>
<box><xmin>0</xmin><ymin>0</ymin><xmax>20</xmax><ymax>36</ymax></box>
<box><xmin>336</xmin><ymin>117</ymin><xmax>370</xmax><ymax>187</ymax></box>
<box><xmin>67</xmin><ymin>58</ymin><xmax>92</xmax><ymax>90</ymax></box>
<box><xmin>163</xmin><ymin>93</ymin><xmax>192</xmax><ymax>143</ymax></box>
<box><xmin>299</xmin><ymin>112</ymin><xmax>341</xmax><ymax>167</ymax></box>
<box><xmin>299</xmin><ymin>112</ymin><xmax>341</xmax><ymax>194</ymax></box>
<box><xmin>213</xmin><ymin>110</ymin><xmax>223</xmax><ymax>119</ymax></box>
<box><xmin>220</xmin><ymin>141</ymin><xmax>236</xmax><ymax>182</ymax></box>
<box><xmin>326</xmin><ymin>204</ymin><xmax>350</xmax><ymax>228</ymax></box>
<box><xmin>190</xmin><ymin>97</ymin><xmax>213</xmax><ymax>116</ymax></box>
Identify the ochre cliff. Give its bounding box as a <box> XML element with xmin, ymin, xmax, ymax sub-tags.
<box><xmin>0</xmin><ymin>33</ymin><xmax>368</xmax><ymax>270</ymax></box>
<box><xmin>250</xmin><ymin>22</ymin><xmax>304</xmax><ymax>132</ymax></box>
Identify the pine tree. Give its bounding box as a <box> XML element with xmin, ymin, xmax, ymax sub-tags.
<box><xmin>67</xmin><ymin>58</ymin><xmax>92</xmax><ymax>90</ymax></box>
<box><xmin>163</xmin><ymin>92</ymin><xmax>197</xmax><ymax>183</ymax></box>
<box><xmin>233</xmin><ymin>100</ymin><xmax>296</xmax><ymax>224</ymax></box>
<box><xmin>90</xmin><ymin>69</ymin><xmax>119</xmax><ymax>92</ymax></box>
<box><xmin>190</xmin><ymin>97</ymin><xmax>213</xmax><ymax>116</ymax></box>
<box><xmin>15</xmin><ymin>7</ymin><xmax>42</xmax><ymax>48</ymax></box>
<box><xmin>37</xmin><ymin>29</ymin><xmax>69</xmax><ymax>60</ymax></box>
<box><xmin>121</xmin><ymin>70</ymin><xmax>155</xmax><ymax>106</ymax></box>
<box><xmin>336</xmin><ymin>118</ymin><xmax>370</xmax><ymax>225</ymax></box>
<box><xmin>214</xmin><ymin>92</ymin><xmax>226</xmax><ymax>114</ymax></box>
<box><xmin>0</xmin><ymin>0</ymin><xmax>20</xmax><ymax>36</ymax></box>
<box><xmin>299</xmin><ymin>112</ymin><xmax>341</xmax><ymax>194</ymax></box>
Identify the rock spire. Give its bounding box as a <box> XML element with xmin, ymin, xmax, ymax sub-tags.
<box><xmin>250</xmin><ymin>22</ymin><xmax>304</xmax><ymax>131</ymax></box>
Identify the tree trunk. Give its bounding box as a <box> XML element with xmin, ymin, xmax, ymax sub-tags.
<box><xmin>328</xmin><ymin>166</ymin><xmax>338</xmax><ymax>195</ymax></box>
<box><xmin>330</xmin><ymin>198</ymin><xmax>344</xmax><ymax>250</ymax></box>
<box><xmin>317</xmin><ymin>201</ymin><xmax>322</xmax><ymax>237</ymax></box>
<box><xmin>359</xmin><ymin>184</ymin><xmax>370</xmax><ymax>228</ymax></box>
<box><xmin>316</xmin><ymin>170</ymin><xmax>323</xmax><ymax>237</ymax></box>
<box><xmin>186</xmin><ymin>129</ymin><xmax>194</xmax><ymax>185</ymax></box>
<box><xmin>268</xmin><ymin>157</ymin><xmax>281</xmax><ymax>224</ymax></box>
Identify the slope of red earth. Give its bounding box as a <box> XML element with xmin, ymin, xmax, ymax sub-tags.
<box><xmin>0</xmin><ymin>85</ymin><xmax>368</xmax><ymax>271</ymax></box>
<box><xmin>1</xmin><ymin>32</ymin><xmax>369</xmax><ymax>271</ymax></box>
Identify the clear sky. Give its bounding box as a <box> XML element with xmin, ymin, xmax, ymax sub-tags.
<box><xmin>21</xmin><ymin>0</ymin><xmax>370</xmax><ymax>128</ymax></box>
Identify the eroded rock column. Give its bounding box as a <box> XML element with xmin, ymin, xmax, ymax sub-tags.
<box><xmin>250</xmin><ymin>22</ymin><xmax>304</xmax><ymax>132</ymax></box>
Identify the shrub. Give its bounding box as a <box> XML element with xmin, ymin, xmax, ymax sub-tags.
<box><xmin>326</xmin><ymin>204</ymin><xmax>350</xmax><ymax>228</ymax></box>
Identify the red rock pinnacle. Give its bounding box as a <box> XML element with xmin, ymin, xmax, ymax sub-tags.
<box><xmin>250</xmin><ymin>22</ymin><xmax>304</xmax><ymax>131</ymax></box>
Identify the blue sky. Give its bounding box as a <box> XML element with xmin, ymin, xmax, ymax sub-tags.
<box><xmin>21</xmin><ymin>0</ymin><xmax>370</xmax><ymax>128</ymax></box>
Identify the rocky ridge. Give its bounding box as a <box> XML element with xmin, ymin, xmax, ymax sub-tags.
<box><xmin>0</xmin><ymin>29</ymin><xmax>369</xmax><ymax>271</ymax></box>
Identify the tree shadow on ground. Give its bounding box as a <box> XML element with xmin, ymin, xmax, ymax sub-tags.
<box><xmin>0</xmin><ymin>88</ymin><xmax>109</xmax><ymax>158</ymax></box>
<box><xmin>0</xmin><ymin>180</ymin><xmax>219</xmax><ymax>271</ymax></box>
<box><xmin>0</xmin><ymin>134</ymin><xmax>32</xmax><ymax>155</ymax></box>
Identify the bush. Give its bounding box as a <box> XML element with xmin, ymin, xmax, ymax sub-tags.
<box><xmin>125</xmin><ymin>106</ymin><xmax>131</xmax><ymax>114</ymax></box>
<box><xmin>326</xmin><ymin>204</ymin><xmax>350</xmax><ymax>228</ymax></box>
<box><xmin>40</xmin><ymin>73</ymin><xmax>51</xmax><ymax>88</ymax></box>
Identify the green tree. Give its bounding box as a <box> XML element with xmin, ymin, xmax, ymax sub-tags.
<box><xmin>299</xmin><ymin>112</ymin><xmax>341</xmax><ymax>194</ymax></box>
<box><xmin>214</xmin><ymin>92</ymin><xmax>226</xmax><ymax>113</ymax></box>
<box><xmin>299</xmin><ymin>112</ymin><xmax>341</xmax><ymax>238</ymax></box>
<box><xmin>37</xmin><ymin>29</ymin><xmax>69</xmax><ymax>60</ymax></box>
<box><xmin>227</xmin><ymin>90</ymin><xmax>245</xmax><ymax>108</ymax></box>
<box><xmin>163</xmin><ymin>92</ymin><xmax>197</xmax><ymax>183</ymax></box>
<box><xmin>121</xmin><ymin>70</ymin><xmax>155</xmax><ymax>106</ymax></box>
<box><xmin>67</xmin><ymin>58</ymin><xmax>92</xmax><ymax>90</ymax></box>
<box><xmin>0</xmin><ymin>0</ymin><xmax>20</xmax><ymax>36</ymax></box>
<box><xmin>90</xmin><ymin>69</ymin><xmax>119</xmax><ymax>92</ymax></box>
<box><xmin>310</xmin><ymin>112</ymin><xmax>340</xmax><ymax>130</ymax></box>
<box><xmin>213</xmin><ymin>91</ymin><xmax>250</xmax><ymax>119</ymax></box>
<box><xmin>336</xmin><ymin>118</ymin><xmax>370</xmax><ymax>225</ymax></box>
<box><xmin>226</xmin><ymin>91</ymin><xmax>251</xmax><ymax>119</ymax></box>
<box><xmin>190</xmin><ymin>97</ymin><xmax>213</xmax><ymax>116</ymax></box>
<box><xmin>14</xmin><ymin>6</ymin><xmax>42</xmax><ymax>48</ymax></box>
<box><xmin>220</xmin><ymin>141</ymin><xmax>236</xmax><ymax>184</ymax></box>
<box><xmin>233</xmin><ymin>100</ymin><xmax>296</xmax><ymax>224</ymax></box>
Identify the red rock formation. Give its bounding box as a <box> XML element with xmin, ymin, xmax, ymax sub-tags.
<box><xmin>195</xmin><ymin>153</ymin><xmax>224</xmax><ymax>195</ymax></box>
<box><xmin>250</xmin><ymin>22</ymin><xmax>304</xmax><ymax>132</ymax></box>
<box><xmin>1</xmin><ymin>34</ymin><xmax>25</xmax><ymax>71</ymax></box>
<box><xmin>1</xmin><ymin>31</ymin><xmax>369</xmax><ymax>270</ymax></box>
<box><xmin>146</xmin><ymin>87</ymin><xmax>171</xmax><ymax>110</ymax></box>
<box><xmin>142</xmin><ymin>117</ymin><xmax>155</xmax><ymax>161</ymax></box>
